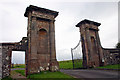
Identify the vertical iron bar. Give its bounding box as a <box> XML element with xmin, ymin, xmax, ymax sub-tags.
<box><xmin>71</xmin><ymin>48</ymin><xmax>74</xmax><ymax>69</ymax></box>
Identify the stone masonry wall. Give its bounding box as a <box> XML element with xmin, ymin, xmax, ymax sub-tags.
<box><xmin>2</xmin><ymin>47</ymin><xmax>11</xmax><ymax>78</ymax></box>
<box><xmin>103</xmin><ymin>48</ymin><xmax>120</xmax><ymax>65</ymax></box>
<box><xmin>1</xmin><ymin>44</ymin><xmax>15</xmax><ymax>78</ymax></box>
<box><xmin>1</xmin><ymin>37</ymin><xmax>27</xmax><ymax>78</ymax></box>
<box><xmin>0</xmin><ymin>44</ymin><xmax>2</xmax><ymax>79</ymax></box>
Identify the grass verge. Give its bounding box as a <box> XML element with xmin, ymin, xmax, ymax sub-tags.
<box><xmin>96</xmin><ymin>64</ymin><xmax>120</xmax><ymax>69</ymax></box>
<box><xmin>12</xmin><ymin>64</ymin><xmax>25</xmax><ymax>68</ymax></box>
<box><xmin>14</xmin><ymin>70</ymin><xmax>77</xmax><ymax>80</ymax></box>
<box><xmin>27</xmin><ymin>71</ymin><xmax>77</xmax><ymax>80</ymax></box>
<box><xmin>1</xmin><ymin>76</ymin><xmax>12</xmax><ymax>80</ymax></box>
<box><xmin>15</xmin><ymin>70</ymin><xmax>25</xmax><ymax>76</ymax></box>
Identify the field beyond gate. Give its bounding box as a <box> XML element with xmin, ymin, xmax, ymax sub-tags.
<box><xmin>59</xmin><ymin>59</ymin><xmax>83</xmax><ymax>69</ymax></box>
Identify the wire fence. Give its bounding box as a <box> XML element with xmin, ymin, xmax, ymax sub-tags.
<box><xmin>71</xmin><ymin>40</ymin><xmax>83</xmax><ymax>69</ymax></box>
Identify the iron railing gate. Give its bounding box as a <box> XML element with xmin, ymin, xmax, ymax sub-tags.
<box><xmin>71</xmin><ymin>40</ymin><xmax>83</xmax><ymax>69</ymax></box>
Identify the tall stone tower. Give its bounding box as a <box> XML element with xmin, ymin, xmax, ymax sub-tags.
<box><xmin>24</xmin><ymin>5</ymin><xmax>59</xmax><ymax>74</ymax></box>
<box><xmin>76</xmin><ymin>19</ymin><xmax>104</xmax><ymax>68</ymax></box>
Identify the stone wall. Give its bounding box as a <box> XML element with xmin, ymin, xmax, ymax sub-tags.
<box><xmin>0</xmin><ymin>37</ymin><xmax>28</xmax><ymax>78</ymax></box>
<box><xmin>103</xmin><ymin>48</ymin><xmax>120</xmax><ymax>65</ymax></box>
<box><xmin>1</xmin><ymin>43</ymin><xmax>15</xmax><ymax>78</ymax></box>
<box><xmin>0</xmin><ymin>44</ymin><xmax>2</xmax><ymax>79</ymax></box>
<box><xmin>2</xmin><ymin>46</ymin><xmax>11</xmax><ymax>78</ymax></box>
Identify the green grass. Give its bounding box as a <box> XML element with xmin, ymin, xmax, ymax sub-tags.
<box><xmin>12</xmin><ymin>64</ymin><xmax>25</xmax><ymax>68</ymax></box>
<box><xmin>15</xmin><ymin>70</ymin><xmax>25</xmax><ymax>76</ymax></box>
<box><xmin>1</xmin><ymin>76</ymin><xmax>12</xmax><ymax>80</ymax></box>
<box><xmin>59</xmin><ymin>60</ymin><xmax>73</xmax><ymax>69</ymax></box>
<box><xmin>28</xmin><ymin>71</ymin><xmax>77</xmax><ymax>80</ymax></box>
<box><xmin>59</xmin><ymin>59</ymin><xmax>83</xmax><ymax>69</ymax></box>
<box><xmin>59</xmin><ymin>60</ymin><xmax>120</xmax><ymax>69</ymax></box>
<box><xmin>96</xmin><ymin>64</ymin><xmax>120</xmax><ymax>69</ymax></box>
<box><xmin>73</xmin><ymin>59</ymin><xmax>83</xmax><ymax>68</ymax></box>
<box><xmin>12</xmin><ymin>59</ymin><xmax>83</xmax><ymax>69</ymax></box>
<box><xmin>14</xmin><ymin>70</ymin><xmax>77</xmax><ymax>80</ymax></box>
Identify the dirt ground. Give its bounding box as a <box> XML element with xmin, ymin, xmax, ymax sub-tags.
<box><xmin>10</xmin><ymin>70</ymin><xmax>29</xmax><ymax>80</ymax></box>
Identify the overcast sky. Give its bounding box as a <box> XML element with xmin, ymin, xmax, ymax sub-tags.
<box><xmin>0</xmin><ymin>0</ymin><xmax>119</xmax><ymax>64</ymax></box>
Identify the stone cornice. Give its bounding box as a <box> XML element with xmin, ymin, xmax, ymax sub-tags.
<box><xmin>24</xmin><ymin>5</ymin><xmax>58</xmax><ymax>18</ymax></box>
<box><xmin>76</xmin><ymin>19</ymin><xmax>101</xmax><ymax>27</ymax></box>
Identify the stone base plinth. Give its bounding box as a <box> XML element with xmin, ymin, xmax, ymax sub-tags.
<box><xmin>50</xmin><ymin>60</ymin><xmax>59</xmax><ymax>72</ymax></box>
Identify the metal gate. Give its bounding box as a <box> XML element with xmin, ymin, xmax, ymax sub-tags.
<box><xmin>71</xmin><ymin>40</ymin><xmax>83</xmax><ymax>69</ymax></box>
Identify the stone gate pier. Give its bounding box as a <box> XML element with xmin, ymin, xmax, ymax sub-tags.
<box><xmin>24</xmin><ymin>5</ymin><xmax>59</xmax><ymax>74</ymax></box>
<box><xmin>0</xmin><ymin>5</ymin><xmax>59</xmax><ymax>78</ymax></box>
<box><xmin>76</xmin><ymin>19</ymin><xmax>120</xmax><ymax>68</ymax></box>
